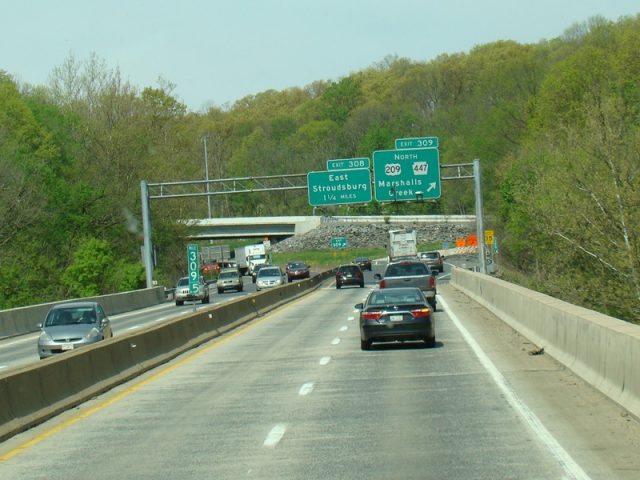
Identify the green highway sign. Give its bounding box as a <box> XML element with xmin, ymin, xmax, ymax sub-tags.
<box><xmin>307</xmin><ymin>168</ymin><xmax>372</xmax><ymax>206</ymax></box>
<box><xmin>395</xmin><ymin>136</ymin><xmax>439</xmax><ymax>149</ymax></box>
<box><xmin>373</xmin><ymin>148</ymin><xmax>441</xmax><ymax>201</ymax></box>
<box><xmin>187</xmin><ymin>244</ymin><xmax>200</xmax><ymax>294</ymax></box>
<box><xmin>331</xmin><ymin>237</ymin><xmax>347</xmax><ymax>249</ymax></box>
<box><xmin>327</xmin><ymin>157</ymin><xmax>370</xmax><ymax>171</ymax></box>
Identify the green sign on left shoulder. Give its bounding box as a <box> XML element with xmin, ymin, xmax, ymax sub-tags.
<box><xmin>187</xmin><ymin>244</ymin><xmax>200</xmax><ymax>294</ymax></box>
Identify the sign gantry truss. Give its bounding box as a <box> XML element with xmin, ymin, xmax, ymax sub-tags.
<box><xmin>140</xmin><ymin>161</ymin><xmax>484</xmax><ymax>288</ymax></box>
<box><xmin>147</xmin><ymin>174</ymin><xmax>308</xmax><ymax>200</ymax></box>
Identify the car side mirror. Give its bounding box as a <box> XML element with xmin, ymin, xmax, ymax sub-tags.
<box><xmin>374</xmin><ymin>273</ymin><xmax>381</xmax><ymax>280</ymax></box>
<box><xmin>354</xmin><ymin>303</ymin><xmax>364</xmax><ymax>310</ymax></box>
<box><xmin>441</xmin><ymin>255</ymin><xmax>446</xmax><ymax>260</ymax></box>
<box><xmin>100</xmin><ymin>319</ymin><xmax>109</xmax><ymax>328</ymax></box>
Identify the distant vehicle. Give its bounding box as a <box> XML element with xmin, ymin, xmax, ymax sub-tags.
<box><xmin>386</xmin><ymin>229</ymin><xmax>418</xmax><ymax>262</ymax></box>
<box><xmin>286</xmin><ymin>261</ymin><xmax>310</xmax><ymax>282</ymax></box>
<box><xmin>234</xmin><ymin>243</ymin><xmax>267</xmax><ymax>276</ymax></box>
<box><xmin>255</xmin><ymin>266</ymin><xmax>285</xmax><ymax>291</ymax></box>
<box><xmin>355</xmin><ymin>287</ymin><xmax>435</xmax><ymax>350</ymax></box>
<box><xmin>252</xmin><ymin>263</ymin><xmax>269</xmax><ymax>283</ymax></box>
<box><xmin>376</xmin><ymin>260</ymin><xmax>437</xmax><ymax>311</ymax></box>
<box><xmin>353</xmin><ymin>256</ymin><xmax>372</xmax><ymax>271</ymax></box>
<box><xmin>216</xmin><ymin>268</ymin><xmax>243</xmax><ymax>293</ymax></box>
<box><xmin>202</xmin><ymin>261</ymin><xmax>220</xmax><ymax>275</ymax></box>
<box><xmin>418</xmin><ymin>251</ymin><xmax>444</xmax><ymax>273</ymax></box>
<box><xmin>336</xmin><ymin>264</ymin><xmax>365</xmax><ymax>289</ymax></box>
<box><xmin>174</xmin><ymin>276</ymin><xmax>210</xmax><ymax>306</ymax></box>
<box><xmin>37</xmin><ymin>301</ymin><xmax>113</xmax><ymax>359</ymax></box>
<box><xmin>218</xmin><ymin>260</ymin><xmax>238</xmax><ymax>270</ymax></box>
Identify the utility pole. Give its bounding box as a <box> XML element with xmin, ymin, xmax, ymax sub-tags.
<box><xmin>203</xmin><ymin>136</ymin><xmax>212</xmax><ymax>218</ymax></box>
<box><xmin>473</xmin><ymin>159</ymin><xmax>487</xmax><ymax>274</ymax></box>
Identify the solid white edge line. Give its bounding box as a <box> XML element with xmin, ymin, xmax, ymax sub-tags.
<box><xmin>339</xmin><ymin>326</ymin><xmax>348</xmax><ymax>332</ymax></box>
<box><xmin>264</xmin><ymin>423</ymin><xmax>287</xmax><ymax>447</ymax></box>
<box><xmin>438</xmin><ymin>294</ymin><xmax>591</xmax><ymax>480</ymax></box>
<box><xmin>319</xmin><ymin>356</ymin><xmax>331</xmax><ymax>366</ymax></box>
<box><xmin>331</xmin><ymin>338</ymin><xmax>341</xmax><ymax>345</ymax></box>
<box><xmin>298</xmin><ymin>382</ymin><xmax>315</xmax><ymax>396</ymax></box>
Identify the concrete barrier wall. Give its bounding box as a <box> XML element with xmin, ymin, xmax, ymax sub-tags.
<box><xmin>450</xmin><ymin>267</ymin><xmax>640</xmax><ymax>419</ymax></box>
<box><xmin>0</xmin><ymin>269</ymin><xmax>335</xmax><ymax>441</ymax></box>
<box><xmin>0</xmin><ymin>287</ymin><xmax>166</xmax><ymax>339</ymax></box>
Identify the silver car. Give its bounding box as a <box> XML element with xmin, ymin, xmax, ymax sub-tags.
<box><xmin>37</xmin><ymin>302</ymin><xmax>113</xmax><ymax>359</ymax></box>
<box><xmin>255</xmin><ymin>266</ymin><xmax>285</xmax><ymax>291</ymax></box>
<box><xmin>175</xmin><ymin>275</ymin><xmax>210</xmax><ymax>306</ymax></box>
<box><xmin>216</xmin><ymin>268</ymin><xmax>243</xmax><ymax>293</ymax></box>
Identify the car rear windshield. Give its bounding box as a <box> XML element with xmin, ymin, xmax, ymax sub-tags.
<box><xmin>422</xmin><ymin>253</ymin><xmax>439</xmax><ymax>259</ymax></box>
<box><xmin>289</xmin><ymin>262</ymin><xmax>306</xmax><ymax>268</ymax></box>
<box><xmin>339</xmin><ymin>265</ymin><xmax>360</xmax><ymax>273</ymax></box>
<box><xmin>219</xmin><ymin>272</ymin><xmax>238</xmax><ymax>279</ymax></box>
<box><xmin>385</xmin><ymin>263</ymin><xmax>428</xmax><ymax>277</ymax></box>
<box><xmin>177</xmin><ymin>277</ymin><xmax>189</xmax><ymax>286</ymax></box>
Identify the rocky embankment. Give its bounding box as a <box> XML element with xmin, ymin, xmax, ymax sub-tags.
<box><xmin>271</xmin><ymin>221</ymin><xmax>474</xmax><ymax>253</ymax></box>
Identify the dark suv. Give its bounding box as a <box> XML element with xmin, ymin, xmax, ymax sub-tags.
<box><xmin>353</xmin><ymin>257</ymin><xmax>372</xmax><ymax>271</ymax></box>
<box><xmin>336</xmin><ymin>264</ymin><xmax>365</xmax><ymax>289</ymax></box>
<box><xmin>419</xmin><ymin>251</ymin><xmax>444</xmax><ymax>273</ymax></box>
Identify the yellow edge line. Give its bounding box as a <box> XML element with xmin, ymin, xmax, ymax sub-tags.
<box><xmin>0</xmin><ymin>286</ymin><xmax>326</xmax><ymax>463</ymax></box>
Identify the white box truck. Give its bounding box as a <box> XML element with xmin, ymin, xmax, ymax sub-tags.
<box><xmin>234</xmin><ymin>243</ymin><xmax>267</xmax><ymax>276</ymax></box>
<box><xmin>386</xmin><ymin>229</ymin><xmax>418</xmax><ymax>262</ymax></box>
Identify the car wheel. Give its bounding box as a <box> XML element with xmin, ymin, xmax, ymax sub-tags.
<box><xmin>176</xmin><ymin>300</ymin><xmax>184</xmax><ymax>306</ymax></box>
<box><xmin>238</xmin><ymin>286</ymin><xmax>243</xmax><ymax>292</ymax></box>
<box><xmin>359</xmin><ymin>282</ymin><xmax>365</xmax><ymax>288</ymax></box>
<box><xmin>217</xmin><ymin>289</ymin><xmax>223</xmax><ymax>294</ymax></box>
<box><xmin>203</xmin><ymin>294</ymin><xmax>210</xmax><ymax>304</ymax></box>
<box><xmin>361</xmin><ymin>339</ymin><xmax>371</xmax><ymax>350</ymax></box>
<box><xmin>424</xmin><ymin>336</ymin><xmax>436</xmax><ymax>348</ymax></box>
<box><xmin>336</xmin><ymin>283</ymin><xmax>341</xmax><ymax>289</ymax></box>
<box><xmin>288</xmin><ymin>277</ymin><xmax>292</xmax><ymax>283</ymax></box>
<box><xmin>429</xmin><ymin>300</ymin><xmax>437</xmax><ymax>312</ymax></box>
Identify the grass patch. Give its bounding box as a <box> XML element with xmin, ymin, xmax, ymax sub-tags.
<box><xmin>270</xmin><ymin>243</ymin><xmax>442</xmax><ymax>267</ymax></box>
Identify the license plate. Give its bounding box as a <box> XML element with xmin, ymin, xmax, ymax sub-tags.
<box><xmin>61</xmin><ymin>344</ymin><xmax>74</xmax><ymax>351</ymax></box>
<box><xmin>390</xmin><ymin>315</ymin><xmax>403</xmax><ymax>322</ymax></box>
<box><xmin>346</xmin><ymin>274</ymin><xmax>353</xmax><ymax>278</ymax></box>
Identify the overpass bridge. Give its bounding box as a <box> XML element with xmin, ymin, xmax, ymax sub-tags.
<box><xmin>184</xmin><ymin>214</ymin><xmax>476</xmax><ymax>240</ymax></box>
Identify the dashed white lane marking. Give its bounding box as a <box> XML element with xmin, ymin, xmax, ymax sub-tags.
<box><xmin>264</xmin><ymin>424</ymin><xmax>287</xmax><ymax>447</ymax></box>
<box><xmin>347</xmin><ymin>316</ymin><xmax>355</xmax><ymax>321</ymax></box>
<box><xmin>155</xmin><ymin>316</ymin><xmax>171</xmax><ymax>322</ymax></box>
<box><xmin>339</xmin><ymin>326</ymin><xmax>348</xmax><ymax>332</ymax></box>
<box><xmin>0</xmin><ymin>365</ymin><xmax>7</xmax><ymax>370</ymax></box>
<box><xmin>438</xmin><ymin>295</ymin><xmax>591</xmax><ymax>480</ymax></box>
<box><xmin>126</xmin><ymin>326</ymin><xmax>141</xmax><ymax>331</ymax></box>
<box><xmin>319</xmin><ymin>356</ymin><xmax>331</xmax><ymax>366</ymax></box>
<box><xmin>299</xmin><ymin>382</ymin><xmax>315</xmax><ymax>396</ymax></box>
<box><xmin>331</xmin><ymin>338</ymin><xmax>341</xmax><ymax>345</ymax></box>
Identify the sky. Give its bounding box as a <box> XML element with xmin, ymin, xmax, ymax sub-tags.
<box><xmin>2</xmin><ymin>0</ymin><xmax>639</xmax><ymax>112</ymax></box>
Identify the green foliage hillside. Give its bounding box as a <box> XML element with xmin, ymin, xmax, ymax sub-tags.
<box><xmin>1</xmin><ymin>15</ymin><xmax>639</xmax><ymax>322</ymax></box>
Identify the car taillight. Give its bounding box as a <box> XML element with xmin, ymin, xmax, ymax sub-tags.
<box><xmin>411</xmin><ymin>308</ymin><xmax>431</xmax><ymax>318</ymax></box>
<box><xmin>362</xmin><ymin>312</ymin><xmax>381</xmax><ymax>320</ymax></box>
<box><xmin>429</xmin><ymin>276</ymin><xmax>436</xmax><ymax>288</ymax></box>
<box><xmin>379</xmin><ymin>280</ymin><xmax>386</xmax><ymax>288</ymax></box>
<box><xmin>356</xmin><ymin>271</ymin><xmax>362</xmax><ymax>277</ymax></box>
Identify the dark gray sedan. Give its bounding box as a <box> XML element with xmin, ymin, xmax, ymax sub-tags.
<box><xmin>355</xmin><ymin>287</ymin><xmax>435</xmax><ymax>350</ymax></box>
<box><xmin>37</xmin><ymin>301</ymin><xmax>113</xmax><ymax>359</ymax></box>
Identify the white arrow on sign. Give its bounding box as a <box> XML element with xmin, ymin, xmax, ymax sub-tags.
<box><xmin>426</xmin><ymin>182</ymin><xmax>437</xmax><ymax>192</ymax></box>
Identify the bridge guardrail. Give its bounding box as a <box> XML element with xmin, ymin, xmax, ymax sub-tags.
<box><xmin>450</xmin><ymin>267</ymin><xmax>640</xmax><ymax>419</ymax></box>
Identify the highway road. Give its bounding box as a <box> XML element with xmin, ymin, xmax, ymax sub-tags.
<box><xmin>1</xmin><ymin>268</ymin><xmax>640</xmax><ymax>479</ymax></box>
